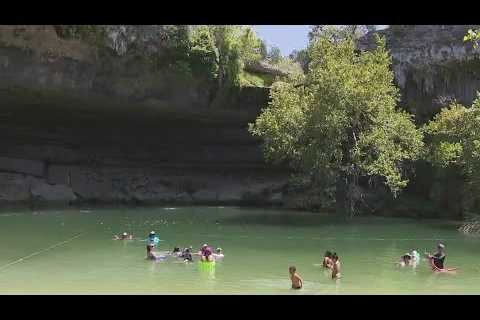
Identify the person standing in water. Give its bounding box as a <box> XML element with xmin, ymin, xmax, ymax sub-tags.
<box><xmin>323</xmin><ymin>251</ymin><xmax>333</xmax><ymax>269</ymax></box>
<box><xmin>146</xmin><ymin>244</ymin><xmax>158</xmax><ymax>260</ymax></box>
<box><xmin>425</xmin><ymin>243</ymin><xmax>446</xmax><ymax>269</ymax></box>
<box><xmin>331</xmin><ymin>253</ymin><xmax>341</xmax><ymax>279</ymax></box>
<box><xmin>148</xmin><ymin>231</ymin><xmax>158</xmax><ymax>245</ymax></box>
<box><xmin>289</xmin><ymin>266</ymin><xmax>303</xmax><ymax>290</ymax></box>
<box><xmin>201</xmin><ymin>246</ymin><xmax>214</xmax><ymax>262</ymax></box>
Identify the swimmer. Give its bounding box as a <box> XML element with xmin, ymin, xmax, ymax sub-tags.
<box><xmin>201</xmin><ymin>246</ymin><xmax>214</xmax><ymax>262</ymax></box>
<box><xmin>289</xmin><ymin>266</ymin><xmax>303</xmax><ymax>290</ymax></box>
<box><xmin>396</xmin><ymin>253</ymin><xmax>413</xmax><ymax>267</ymax></box>
<box><xmin>212</xmin><ymin>248</ymin><xmax>224</xmax><ymax>261</ymax></box>
<box><xmin>425</xmin><ymin>243</ymin><xmax>446</xmax><ymax>269</ymax></box>
<box><xmin>146</xmin><ymin>244</ymin><xmax>160</xmax><ymax>260</ymax></box>
<box><xmin>148</xmin><ymin>231</ymin><xmax>157</xmax><ymax>245</ymax></box>
<box><xmin>171</xmin><ymin>247</ymin><xmax>182</xmax><ymax>257</ymax></box>
<box><xmin>196</xmin><ymin>244</ymin><xmax>209</xmax><ymax>256</ymax></box>
<box><xmin>113</xmin><ymin>232</ymin><xmax>133</xmax><ymax>240</ymax></box>
<box><xmin>331</xmin><ymin>253</ymin><xmax>341</xmax><ymax>279</ymax></box>
<box><xmin>411</xmin><ymin>249</ymin><xmax>420</xmax><ymax>266</ymax></box>
<box><xmin>323</xmin><ymin>250</ymin><xmax>333</xmax><ymax>269</ymax></box>
<box><xmin>181</xmin><ymin>247</ymin><xmax>193</xmax><ymax>263</ymax></box>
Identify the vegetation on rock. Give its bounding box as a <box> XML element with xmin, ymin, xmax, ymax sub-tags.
<box><xmin>424</xmin><ymin>95</ymin><xmax>480</xmax><ymax>214</ymax></box>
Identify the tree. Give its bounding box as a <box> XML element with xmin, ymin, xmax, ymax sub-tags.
<box><xmin>190</xmin><ymin>25</ymin><xmax>263</xmax><ymax>88</ymax></box>
<box><xmin>267</xmin><ymin>46</ymin><xmax>282</xmax><ymax>63</ymax></box>
<box><xmin>289</xmin><ymin>49</ymin><xmax>310</xmax><ymax>73</ymax></box>
<box><xmin>308</xmin><ymin>25</ymin><xmax>371</xmax><ymax>43</ymax></box>
<box><xmin>424</xmin><ymin>95</ymin><xmax>480</xmax><ymax>213</ymax></box>
<box><xmin>249</xmin><ymin>36</ymin><xmax>424</xmax><ymax>216</ymax></box>
<box><xmin>464</xmin><ymin>29</ymin><xmax>480</xmax><ymax>48</ymax></box>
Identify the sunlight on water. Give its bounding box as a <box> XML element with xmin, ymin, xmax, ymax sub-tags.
<box><xmin>0</xmin><ymin>206</ymin><xmax>478</xmax><ymax>294</ymax></box>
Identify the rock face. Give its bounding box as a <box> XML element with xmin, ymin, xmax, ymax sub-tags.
<box><xmin>358</xmin><ymin>25</ymin><xmax>480</xmax><ymax>122</ymax></box>
<box><xmin>357</xmin><ymin>25</ymin><xmax>480</xmax><ymax>218</ymax></box>
<box><xmin>245</xmin><ymin>60</ymin><xmax>289</xmax><ymax>78</ymax></box>
<box><xmin>0</xmin><ymin>25</ymin><xmax>287</xmax><ymax>207</ymax></box>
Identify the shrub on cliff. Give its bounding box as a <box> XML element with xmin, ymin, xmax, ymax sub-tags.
<box><xmin>424</xmin><ymin>95</ymin><xmax>480</xmax><ymax>215</ymax></box>
<box><xmin>189</xmin><ymin>25</ymin><xmax>265</xmax><ymax>88</ymax></box>
<box><xmin>249</xmin><ymin>35</ymin><xmax>424</xmax><ymax>216</ymax></box>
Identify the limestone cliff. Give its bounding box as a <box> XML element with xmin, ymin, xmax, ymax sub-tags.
<box><xmin>358</xmin><ymin>25</ymin><xmax>480</xmax><ymax>122</ymax></box>
<box><xmin>0</xmin><ymin>25</ymin><xmax>287</xmax><ymax>206</ymax></box>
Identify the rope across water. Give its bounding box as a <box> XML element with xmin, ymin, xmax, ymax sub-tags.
<box><xmin>0</xmin><ymin>232</ymin><xmax>85</xmax><ymax>272</ymax></box>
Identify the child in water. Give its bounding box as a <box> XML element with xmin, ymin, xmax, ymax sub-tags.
<box><xmin>331</xmin><ymin>253</ymin><xmax>341</xmax><ymax>279</ymax></box>
<box><xmin>212</xmin><ymin>248</ymin><xmax>224</xmax><ymax>261</ymax></box>
<box><xmin>396</xmin><ymin>253</ymin><xmax>413</xmax><ymax>267</ymax></box>
<box><xmin>323</xmin><ymin>251</ymin><xmax>333</xmax><ymax>269</ymax></box>
<box><xmin>289</xmin><ymin>266</ymin><xmax>303</xmax><ymax>290</ymax></box>
<box><xmin>181</xmin><ymin>247</ymin><xmax>193</xmax><ymax>263</ymax></box>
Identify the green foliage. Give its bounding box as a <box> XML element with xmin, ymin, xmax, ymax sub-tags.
<box><xmin>289</xmin><ymin>49</ymin><xmax>310</xmax><ymax>73</ymax></box>
<box><xmin>267</xmin><ymin>46</ymin><xmax>282</xmax><ymax>63</ymax></box>
<box><xmin>308</xmin><ymin>25</ymin><xmax>369</xmax><ymax>43</ymax></box>
<box><xmin>190</xmin><ymin>25</ymin><xmax>264</xmax><ymax>88</ymax></box>
<box><xmin>53</xmin><ymin>25</ymin><xmax>108</xmax><ymax>47</ymax></box>
<box><xmin>249</xmin><ymin>35</ymin><xmax>424</xmax><ymax>214</ymax></box>
<box><xmin>239</xmin><ymin>71</ymin><xmax>274</xmax><ymax>87</ymax></box>
<box><xmin>464</xmin><ymin>29</ymin><xmax>480</xmax><ymax>48</ymax></box>
<box><xmin>274</xmin><ymin>57</ymin><xmax>304</xmax><ymax>77</ymax></box>
<box><xmin>424</xmin><ymin>96</ymin><xmax>480</xmax><ymax>212</ymax></box>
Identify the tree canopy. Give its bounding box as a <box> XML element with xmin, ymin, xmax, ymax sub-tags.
<box><xmin>424</xmin><ymin>95</ymin><xmax>480</xmax><ymax>212</ymax></box>
<box><xmin>189</xmin><ymin>25</ymin><xmax>265</xmax><ymax>88</ymax></box>
<box><xmin>249</xmin><ymin>35</ymin><xmax>424</xmax><ymax>216</ymax></box>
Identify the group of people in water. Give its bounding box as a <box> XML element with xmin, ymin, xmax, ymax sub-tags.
<box><xmin>115</xmin><ymin>231</ymin><xmax>453</xmax><ymax>291</ymax></box>
<box><xmin>289</xmin><ymin>243</ymin><xmax>454</xmax><ymax>290</ymax></box>
<box><xmin>396</xmin><ymin>243</ymin><xmax>450</xmax><ymax>271</ymax></box>
<box><xmin>113</xmin><ymin>231</ymin><xmax>225</xmax><ymax>264</ymax></box>
<box><xmin>289</xmin><ymin>250</ymin><xmax>342</xmax><ymax>290</ymax></box>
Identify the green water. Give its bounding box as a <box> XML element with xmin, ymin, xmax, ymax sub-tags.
<box><xmin>0</xmin><ymin>206</ymin><xmax>479</xmax><ymax>294</ymax></box>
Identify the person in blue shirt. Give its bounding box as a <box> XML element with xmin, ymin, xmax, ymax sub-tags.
<box><xmin>148</xmin><ymin>231</ymin><xmax>159</xmax><ymax>246</ymax></box>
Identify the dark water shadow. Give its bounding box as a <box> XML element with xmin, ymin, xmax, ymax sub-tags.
<box><xmin>220</xmin><ymin>211</ymin><xmax>397</xmax><ymax>227</ymax></box>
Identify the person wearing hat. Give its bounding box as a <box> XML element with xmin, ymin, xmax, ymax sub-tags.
<box><xmin>148</xmin><ymin>231</ymin><xmax>159</xmax><ymax>246</ymax></box>
<box><xmin>425</xmin><ymin>243</ymin><xmax>446</xmax><ymax>269</ymax></box>
<box><xmin>201</xmin><ymin>247</ymin><xmax>214</xmax><ymax>262</ymax></box>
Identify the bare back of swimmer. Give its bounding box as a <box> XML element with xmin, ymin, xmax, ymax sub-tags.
<box><xmin>331</xmin><ymin>253</ymin><xmax>341</xmax><ymax>279</ymax></box>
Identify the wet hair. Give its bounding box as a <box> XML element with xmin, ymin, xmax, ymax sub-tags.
<box><xmin>289</xmin><ymin>266</ymin><xmax>296</xmax><ymax>273</ymax></box>
<box><xmin>402</xmin><ymin>254</ymin><xmax>412</xmax><ymax>262</ymax></box>
<box><xmin>331</xmin><ymin>253</ymin><xmax>339</xmax><ymax>261</ymax></box>
<box><xmin>173</xmin><ymin>247</ymin><xmax>180</xmax><ymax>253</ymax></box>
<box><xmin>325</xmin><ymin>251</ymin><xmax>332</xmax><ymax>258</ymax></box>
